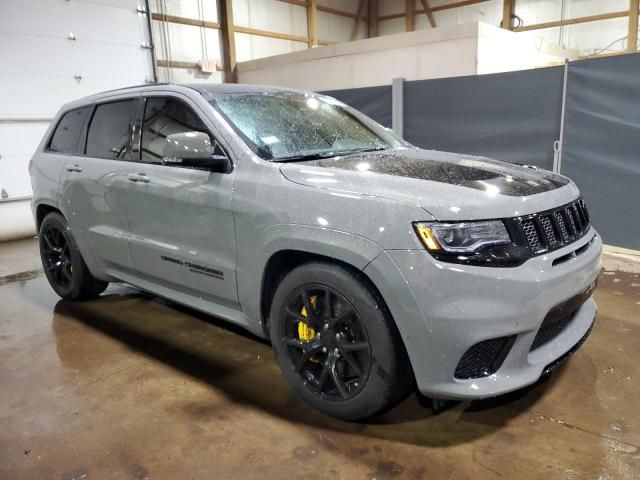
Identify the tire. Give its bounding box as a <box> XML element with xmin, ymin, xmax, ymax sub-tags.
<box><xmin>39</xmin><ymin>212</ymin><xmax>108</xmax><ymax>300</ymax></box>
<box><xmin>269</xmin><ymin>261</ymin><xmax>413</xmax><ymax>421</ymax></box>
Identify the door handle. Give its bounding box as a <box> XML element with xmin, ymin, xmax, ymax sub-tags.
<box><xmin>65</xmin><ymin>164</ymin><xmax>83</xmax><ymax>173</ymax></box>
<box><xmin>127</xmin><ymin>173</ymin><xmax>150</xmax><ymax>183</ymax></box>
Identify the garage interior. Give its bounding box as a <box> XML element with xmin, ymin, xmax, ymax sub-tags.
<box><xmin>1</xmin><ymin>0</ymin><xmax>640</xmax><ymax>479</ymax></box>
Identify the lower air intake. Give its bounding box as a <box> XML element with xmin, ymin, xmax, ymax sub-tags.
<box><xmin>454</xmin><ymin>335</ymin><xmax>516</xmax><ymax>380</ymax></box>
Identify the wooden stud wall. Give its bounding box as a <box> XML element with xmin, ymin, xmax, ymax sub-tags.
<box><xmin>153</xmin><ymin>0</ymin><xmax>640</xmax><ymax>81</ymax></box>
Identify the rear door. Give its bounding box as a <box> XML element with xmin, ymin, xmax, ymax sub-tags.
<box><xmin>125</xmin><ymin>94</ymin><xmax>238</xmax><ymax>306</ymax></box>
<box><xmin>59</xmin><ymin>97</ymin><xmax>140</xmax><ymax>271</ymax></box>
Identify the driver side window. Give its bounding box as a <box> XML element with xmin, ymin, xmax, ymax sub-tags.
<box><xmin>141</xmin><ymin>97</ymin><xmax>226</xmax><ymax>167</ymax></box>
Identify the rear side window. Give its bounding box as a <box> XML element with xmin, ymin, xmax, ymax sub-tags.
<box><xmin>48</xmin><ymin>107</ymin><xmax>90</xmax><ymax>154</ymax></box>
<box><xmin>86</xmin><ymin>99</ymin><xmax>138</xmax><ymax>160</ymax></box>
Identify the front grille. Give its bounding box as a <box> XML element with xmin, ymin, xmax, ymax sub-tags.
<box><xmin>517</xmin><ymin>199</ymin><xmax>590</xmax><ymax>255</ymax></box>
<box><xmin>454</xmin><ymin>336</ymin><xmax>516</xmax><ymax>380</ymax></box>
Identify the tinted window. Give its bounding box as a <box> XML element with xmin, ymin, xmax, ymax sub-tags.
<box><xmin>48</xmin><ymin>107</ymin><xmax>90</xmax><ymax>154</ymax></box>
<box><xmin>86</xmin><ymin>100</ymin><xmax>138</xmax><ymax>160</ymax></box>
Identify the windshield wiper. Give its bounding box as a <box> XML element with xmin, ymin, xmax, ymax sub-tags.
<box><xmin>273</xmin><ymin>146</ymin><xmax>388</xmax><ymax>163</ymax></box>
<box><xmin>335</xmin><ymin>146</ymin><xmax>388</xmax><ymax>156</ymax></box>
<box><xmin>272</xmin><ymin>151</ymin><xmax>343</xmax><ymax>163</ymax></box>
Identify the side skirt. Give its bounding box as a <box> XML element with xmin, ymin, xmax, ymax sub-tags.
<box><xmin>106</xmin><ymin>268</ymin><xmax>266</xmax><ymax>339</ymax></box>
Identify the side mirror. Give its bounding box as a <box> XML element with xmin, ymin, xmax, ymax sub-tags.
<box><xmin>163</xmin><ymin>132</ymin><xmax>229</xmax><ymax>172</ymax></box>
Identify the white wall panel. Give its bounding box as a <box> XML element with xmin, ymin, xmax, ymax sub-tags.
<box><xmin>0</xmin><ymin>35</ymin><xmax>151</xmax><ymax>116</ymax></box>
<box><xmin>378</xmin><ymin>0</ymin><xmax>631</xmax><ymax>55</ymax></box>
<box><xmin>151</xmin><ymin>0</ymin><xmax>366</xmax><ymax>83</ymax></box>
<box><xmin>378</xmin><ymin>17</ymin><xmax>404</xmax><ymax>36</ymax></box>
<box><xmin>515</xmin><ymin>0</ymin><xmax>562</xmax><ymax>24</ymax></box>
<box><xmin>153</xmin><ymin>21</ymin><xmax>221</xmax><ymax>63</ymax></box>
<box><xmin>0</xmin><ymin>123</ymin><xmax>49</xmax><ymax>198</ymax></box>
<box><xmin>317</xmin><ymin>12</ymin><xmax>366</xmax><ymax>42</ymax></box>
<box><xmin>564</xmin><ymin>17</ymin><xmax>630</xmax><ymax>53</ymax></box>
<box><xmin>378</xmin><ymin>0</ymin><xmax>404</xmax><ymax>17</ymax></box>
<box><xmin>156</xmin><ymin>66</ymin><xmax>224</xmax><ymax>83</ymax></box>
<box><xmin>378</xmin><ymin>0</ymin><xmax>502</xmax><ymax>33</ymax></box>
<box><xmin>515</xmin><ymin>0</ymin><xmax>630</xmax><ymax>54</ymax></box>
<box><xmin>152</xmin><ymin>0</ymin><xmax>218</xmax><ymax>22</ymax></box>
<box><xmin>318</xmin><ymin>0</ymin><xmax>360</xmax><ymax>15</ymax></box>
<box><xmin>235</xmin><ymin>32</ymin><xmax>307</xmax><ymax>62</ymax></box>
<box><xmin>238</xmin><ymin>24</ymin><xmax>482</xmax><ymax>90</ymax></box>
<box><xmin>0</xmin><ymin>0</ymin><xmax>154</xmax><ymax>239</ymax></box>
<box><xmin>317</xmin><ymin>0</ymin><xmax>366</xmax><ymax>42</ymax></box>
<box><xmin>565</xmin><ymin>0</ymin><xmax>628</xmax><ymax>18</ymax></box>
<box><xmin>233</xmin><ymin>0</ymin><xmax>307</xmax><ymax>36</ymax></box>
<box><xmin>1</xmin><ymin>0</ymin><xmax>148</xmax><ymax>45</ymax></box>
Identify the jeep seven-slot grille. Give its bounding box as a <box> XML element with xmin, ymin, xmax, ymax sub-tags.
<box><xmin>519</xmin><ymin>200</ymin><xmax>590</xmax><ymax>254</ymax></box>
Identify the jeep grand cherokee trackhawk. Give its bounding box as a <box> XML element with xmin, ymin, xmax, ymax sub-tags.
<box><xmin>30</xmin><ymin>83</ymin><xmax>602</xmax><ymax>420</ymax></box>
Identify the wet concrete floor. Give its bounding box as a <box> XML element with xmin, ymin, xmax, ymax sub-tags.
<box><xmin>1</xmin><ymin>240</ymin><xmax>639</xmax><ymax>479</ymax></box>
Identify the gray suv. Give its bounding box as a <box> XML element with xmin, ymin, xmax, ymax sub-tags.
<box><xmin>30</xmin><ymin>83</ymin><xmax>602</xmax><ymax>420</ymax></box>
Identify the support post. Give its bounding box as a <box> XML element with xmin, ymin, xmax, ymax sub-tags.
<box><xmin>553</xmin><ymin>59</ymin><xmax>569</xmax><ymax>174</ymax></box>
<box><xmin>501</xmin><ymin>0</ymin><xmax>515</xmax><ymax>30</ymax></box>
<box><xmin>368</xmin><ymin>0</ymin><xmax>378</xmax><ymax>38</ymax></box>
<box><xmin>307</xmin><ymin>0</ymin><xmax>318</xmax><ymax>47</ymax></box>
<box><xmin>418</xmin><ymin>0</ymin><xmax>436</xmax><ymax>28</ymax></box>
<box><xmin>351</xmin><ymin>0</ymin><xmax>366</xmax><ymax>40</ymax></box>
<box><xmin>629</xmin><ymin>0</ymin><xmax>639</xmax><ymax>52</ymax></box>
<box><xmin>143</xmin><ymin>0</ymin><xmax>157</xmax><ymax>82</ymax></box>
<box><xmin>217</xmin><ymin>0</ymin><xmax>237</xmax><ymax>83</ymax></box>
<box><xmin>392</xmin><ymin>78</ymin><xmax>404</xmax><ymax>139</ymax></box>
<box><xmin>406</xmin><ymin>0</ymin><xmax>415</xmax><ymax>31</ymax></box>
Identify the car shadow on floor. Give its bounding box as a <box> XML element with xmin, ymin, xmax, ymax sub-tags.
<box><xmin>51</xmin><ymin>288</ymin><xmax>564</xmax><ymax>449</ymax></box>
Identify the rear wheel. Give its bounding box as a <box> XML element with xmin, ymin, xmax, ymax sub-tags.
<box><xmin>39</xmin><ymin>212</ymin><xmax>108</xmax><ymax>300</ymax></box>
<box><xmin>269</xmin><ymin>262</ymin><xmax>413</xmax><ymax>421</ymax></box>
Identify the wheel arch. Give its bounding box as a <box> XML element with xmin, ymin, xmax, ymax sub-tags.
<box><xmin>35</xmin><ymin>203</ymin><xmax>62</xmax><ymax>231</ymax></box>
<box><xmin>259</xmin><ymin>248</ymin><xmax>418</xmax><ymax>397</ymax></box>
<box><xmin>260</xmin><ymin>250</ymin><xmax>359</xmax><ymax>332</ymax></box>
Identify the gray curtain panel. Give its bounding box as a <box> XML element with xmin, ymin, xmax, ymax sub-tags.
<box><xmin>562</xmin><ymin>53</ymin><xmax>640</xmax><ymax>250</ymax></box>
<box><xmin>321</xmin><ymin>85</ymin><xmax>393</xmax><ymax>128</ymax></box>
<box><xmin>403</xmin><ymin>67</ymin><xmax>565</xmax><ymax>170</ymax></box>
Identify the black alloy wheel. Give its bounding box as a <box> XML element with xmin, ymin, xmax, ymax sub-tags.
<box><xmin>280</xmin><ymin>284</ymin><xmax>372</xmax><ymax>401</ymax></box>
<box><xmin>270</xmin><ymin>262</ymin><xmax>413</xmax><ymax>421</ymax></box>
<box><xmin>38</xmin><ymin>212</ymin><xmax>108</xmax><ymax>300</ymax></box>
<box><xmin>41</xmin><ymin>223</ymin><xmax>74</xmax><ymax>290</ymax></box>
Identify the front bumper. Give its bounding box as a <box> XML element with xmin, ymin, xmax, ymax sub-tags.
<box><xmin>364</xmin><ymin>227</ymin><xmax>602</xmax><ymax>399</ymax></box>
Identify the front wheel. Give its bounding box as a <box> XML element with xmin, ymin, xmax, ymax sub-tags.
<box><xmin>39</xmin><ymin>212</ymin><xmax>108</xmax><ymax>300</ymax></box>
<box><xmin>269</xmin><ymin>262</ymin><xmax>413</xmax><ymax>421</ymax></box>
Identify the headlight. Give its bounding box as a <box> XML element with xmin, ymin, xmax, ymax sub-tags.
<box><xmin>414</xmin><ymin>221</ymin><xmax>510</xmax><ymax>253</ymax></box>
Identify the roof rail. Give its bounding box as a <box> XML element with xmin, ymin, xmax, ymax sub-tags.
<box><xmin>94</xmin><ymin>82</ymin><xmax>173</xmax><ymax>95</ymax></box>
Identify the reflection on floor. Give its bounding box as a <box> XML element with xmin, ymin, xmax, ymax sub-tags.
<box><xmin>1</xmin><ymin>239</ymin><xmax>639</xmax><ymax>479</ymax></box>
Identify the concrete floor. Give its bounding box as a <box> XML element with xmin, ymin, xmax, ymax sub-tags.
<box><xmin>1</xmin><ymin>239</ymin><xmax>639</xmax><ymax>480</ymax></box>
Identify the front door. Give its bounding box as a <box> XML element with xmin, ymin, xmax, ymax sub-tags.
<box><xmin>125</xmin><ymin>95</ymin><xmax>238</xmax><ymax>306</ymax></box>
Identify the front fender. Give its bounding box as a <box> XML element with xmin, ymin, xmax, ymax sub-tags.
<box><xmin>236</xmin><ymin>223</ymin><xmax>385</xmax><ymax>329</ymax></box>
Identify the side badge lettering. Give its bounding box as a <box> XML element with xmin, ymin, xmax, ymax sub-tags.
<box><xmin>160</xmin><ymin>256</ymin><xmax>224</xmax><ymax>280</ymax></box>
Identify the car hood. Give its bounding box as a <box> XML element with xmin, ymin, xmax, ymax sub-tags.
<box><xmin>279</xmin><ymin>148</ymin><xmax>580</xmax><ymax>220</ymax></box>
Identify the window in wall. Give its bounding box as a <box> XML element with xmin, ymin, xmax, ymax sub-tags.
<box><xmin>86</xmin><ymin>100</ymin><xmax>138</xmax><ymax>160</ymax></box>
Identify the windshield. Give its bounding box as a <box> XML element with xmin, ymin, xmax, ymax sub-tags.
<box><xmin>210</xmin><ymin>92</ymin><xmax>401</xmax><ymax>161</ymax></box>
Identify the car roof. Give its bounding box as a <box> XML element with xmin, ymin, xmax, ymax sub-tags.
<box><xmin>59</xmin><ymin>82</ymin><xmax>308</xmax><ymax>112</ymax></box>
<box><xmin>183</xmin><ymin>83</ymin><xmax>301</xmax><ymax>96</ymax></box>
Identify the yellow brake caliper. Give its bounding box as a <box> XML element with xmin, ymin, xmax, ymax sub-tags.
<box><xmin>298</xmin><ymin>295</ymin><xmax>317</xmax><ymax>341</ymax></box>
